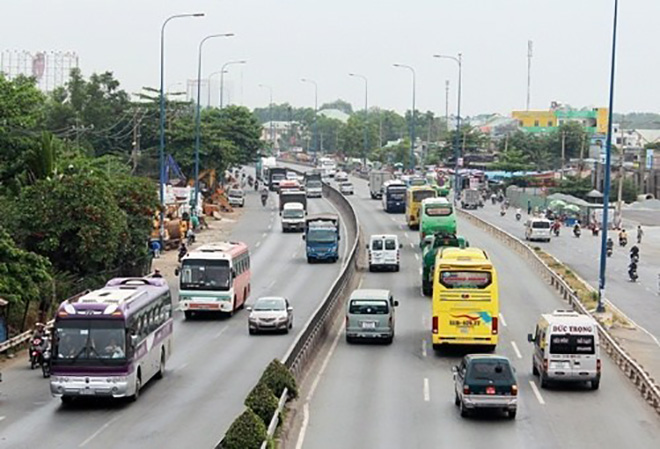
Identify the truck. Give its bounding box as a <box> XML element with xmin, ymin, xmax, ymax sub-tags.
<box><xmin>305</xmin><ymin>172</ymin><xmax>323</xmax><ymax>198</ymax></box>
<box><xmin>420</xmin><ymin>233</ymin><xmax>469</xmax><ymax>296</ymax></box>
<box><xmin>368</xmin><ymin>170</ymin><xmax>393</xmax><ymax>199</ymax></box>
<box><xmin>281</xmin><ymin>203</ymin><xmax>306</xmax><ymax>232</ymax></box>
<box><xmin>303</xmin><ymin>214</ymin><xmax>340</xmax><ymax>263</ymax></box>
<box><xmin>258</xmin><ymin>156</ymin><xmax>276</xmax><ymax>181</ymax></box>
<box><xmin>268</xmin><ymin>167</ymin><xmax>287</xmax><ymax>191</ymax></box>
<box><xmin>279</xmin><ymin>190</ymin><xmax>307</xmax><ymax>213</ymax></box>
<box><xmin>460</xmin><ymin>188</ymin><xmax>482</xmax><ymax>209</ymax></box>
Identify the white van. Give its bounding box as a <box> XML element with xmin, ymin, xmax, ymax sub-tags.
<box><xmin>281</xmin><ymin>202</ymin><xmax>305</xmax><ymax>232</ymax></box>
<box><xmin>528</xmin><ymin>310</ymin><xmax>601</xmax><ymax>390</ymax></box>
<box><xmin>367</xmin><ymin>234</ymin><xmax>402</xmax><ymax>272</ymax></box>
<box><xmin>525</xmin><ymin>218</ymin><xmax>552</xmax><ymax>242</ymax></box>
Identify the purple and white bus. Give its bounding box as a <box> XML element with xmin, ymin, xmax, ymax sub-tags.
<box><xmin>50</xmin><ymin>277</ymin><xmax>173</xmax><ymax>403</ymax></box>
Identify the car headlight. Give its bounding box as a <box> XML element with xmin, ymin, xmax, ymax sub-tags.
<box><xmin>277</xmin><ymin>316</ymin><xmax>288</xmax><ymax>322</ymax></box>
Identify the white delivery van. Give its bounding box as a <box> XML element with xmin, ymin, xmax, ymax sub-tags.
<box><xmin>525</xmin><ymin>218</ymin><xmax>552</xmax><ymax>242</ymax></box>
<box><xmin>367</xmin><ymin>234</ymin><xmax>402</xmax><ymax>272</ymax></box>
<box><xmin>281</xmin><ymin>202</ymin><xmax>306</xmax><ymax>232</ymax></box>
<box><xmin>528</xmin><ymin>310</ymin><xmax>601</xmax><ymax>390</ymax></box>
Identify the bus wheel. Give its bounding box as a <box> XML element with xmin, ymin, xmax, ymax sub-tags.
<box><xmin>422</xmin><ymin>282</ymin><xmax>432</xmax><ymax>296</ymax></box>
<box><xmin>184</xmin><ymin>311</ymin><xmax>193</xmax><ymax>320</ymax></box>
<box><xmin>130</xmin><ymin>372</ymin><xmax>142</xmax><ymax>402</ymax></box>
<box><xmin>155</xmin><ymin>349</ymin><xmax>166</xmax><ymax>380</ymax></box>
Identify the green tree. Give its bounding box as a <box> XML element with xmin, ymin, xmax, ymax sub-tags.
<box><xmin>500</xmin><ymin>131</ymin><xmax>553</xmax><ymax>170</ymax></box>
<box><xmin>546</xmin><ymin>122</ymin><xmax>589</xmax><ymax>163</ymax></box>
<box><xmin>551</xmin><ymin>175</ymin><xmax>592</xmax><ymax>199</ymax></box>
<box><xmin>320</xmin><ymin>99</ymin><xmax>353</xmax><ymax>115</ymax></box>
<box><xmin>491</xmin><ymin>147</ymin><xmax>533</xmax><ymax>173</ymax></box>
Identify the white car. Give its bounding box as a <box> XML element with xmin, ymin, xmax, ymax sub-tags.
<box><xmin>286</xmin><ymin>171</ymin><xmax>300</xmax><ymax>182</ymax></box>
<box><xmin>339</xmin><ymin>182</ymin><xmax>354</xmax><ymax>195</ymax></box>
<box><xmin>335</xmin><ymin>171</ymin><xmax>349</xmax><ymax>182</ymax></box>
<box><xmin>247</xmin><ymin>296</ymin><xmax>293</xmax><ymax>334</ymax></box>
<box><xmin>227</xmin><ymin>188</ymin><xmax>245</xmax><ymax>207</ymax></box>
<box><xmin>367</xmin><ymin>234</ymin><xmax>401</xmax><ymax>271</ymax></box>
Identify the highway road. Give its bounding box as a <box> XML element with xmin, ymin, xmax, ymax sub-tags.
<box><xmin>0</xmin><ymin>183</ymin><xmax>347</xmax><ymax>449</ymax></box>
<box><xmin>296</xmin><ymin>175</ymin><xmax>660</xmax><ymax>449</ymax></box>
<box><xmin>469</xmin><ymin>205</ymin><xmax>660</xmax><ymax>341</ymax></box>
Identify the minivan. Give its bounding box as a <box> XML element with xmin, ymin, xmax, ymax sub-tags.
<box><xmin>525</xmin><ymin>218</ymin><xmax>552</xmax><ymax>242</ymax></box>
<box><xmin>367</xmin><ymin>234</ymin><xmax>402</xmax><ymax>272</ymax></box>
<box><xmin>345</xmin><ymin>289</ymin><xmax>398</xmax><ymax>344</ymax></box>
<box><xmin>528</xmin><ymin>310</ymin><xmax>601</xmax><ymax>390</ymax></box>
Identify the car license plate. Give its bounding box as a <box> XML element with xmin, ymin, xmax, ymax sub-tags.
<box><xmin>80</xmin><ymin>388</ymin><xmax>95</xmax><ymax>395</ymax></box>
<box><xmin>486</xmin><ymin>386</ymin><xmax>496</xmax><ymax>395</ymax></box>
<box><xmin>361</xmin><ymin>322</ymin><xmax>376</xmax><ymax>329</ymax></box>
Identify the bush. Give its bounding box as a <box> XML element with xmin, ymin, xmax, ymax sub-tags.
<box><xmin>245</xmin><ymin>381</ymin><xmax>279</xmax><ymax>426</ymax></box>
<box><xmin>223</xmin><ymin>408</ymin><xmax>267</xmax><ymax>449</ymax></box>
<box><xmin>260</xmin><ymin>359</ymin><xmax>298</xmax><ymax>399</ymax></box>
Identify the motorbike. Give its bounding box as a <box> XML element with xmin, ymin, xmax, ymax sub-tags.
<box><xmin>573</xmin><ymin>227</ymin><xmax>581</xmax><ymax>238</ymax></box>
<box><xmin>592</xmin><ymin>227</ymin><xmax>599</xmax><ymax>236</ymax></box>
<box><xmin>491</xmin><ymin>196</ymin><xmax>497</xmax><ymax>205</ymax></box>
<box><xmin>606</xmin><ymin>247</ymin><xmax>613</xmax><ymax>257</ymax></box>
<box><xmin>261</xmin><ymin>192</ymin><xmax>268</xmax><ymax>207</ymax></box>
<box><xmin>177</xmin><ymin>245</ymin><xmax>188</xmax><ymax>263</ymax></box>
<box><xmin>29</xmin><ymin>337</ymin><xmax>44</xmax><ymax>370</ymax></box>
<box><xmin>41</xmin><ymin>343</ymin><xmax>52</xmax><ymax>378</ymax></box>
<box><xmin>619</xmin><ymin>236</ymin><xmax>628</xmax><ymax>247</ymax></box>
<box><xmin>515</xmin><ymin>212</ymin><xmax>521</xmax><ymax>221</ymax></box>
<box><xmin>552</xmin><ymin>225</ymin><xmax>560</xmax><ymax>237</ymax></box>
<box><xmin>628</xmin><ymin>263</ymin><xmax>638</xmax><ymax>282</ymax></box>
<box><xmin>499</xmin><ymin>209</ymin><xmax>506</xmax><ymax>217</ymax></box>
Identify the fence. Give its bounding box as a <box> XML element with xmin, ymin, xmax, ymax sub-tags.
<box><xmin>458</xmin><ymin>208</ymin><xmax>660</xmax><ymax>415</ymax></box>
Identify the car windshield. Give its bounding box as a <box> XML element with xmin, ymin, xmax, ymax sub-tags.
<box><xmin>342</xmin><ymin>183</ymin><xmax>352</xmax><ymax>188</ymax></box>
<box><xmin>181</xmin><ymin>259</ymin><xmax>230</xmax><ymax>291</ymax></box>
<box><xmin>283</xmin><ymin>209</ymin><xmax>304</xmax><ymax>219</ymax></box>
<box><xmin>273</xmin><ymin>174</ymin><xmax>285</xmax><ymax>181</ymax></box>
<box><xmin>466</xmin><ymin>360</ymin><xmax>514</xmax><ymax>382</ymax></box>
<box><xmin>413</xmin><ymin>190</ymin><xmax>435</xmax><ymax>202</ymax></box>
<box><xmin>229</xmin><ymin>190</ymin><xmax>243</xmax><ymax>197</ymax></box>
<box><xmin>254</xmin><ymin>298</ymin><xmax>285</xmax><ymax>311</ymax></box>
<box><xmin>53</xmin><ymin>319</ymin><xmax>126</xmax><ymax>365</ymax></box>
<box><xmin>550</xmin><ymin>335</ymin><xmax>595</xmax><ymax>355</ymax></box>
<box><xmin>307</xmin><ymin>180</ymin><xmax>322</xmax><ymax>188</ymax></box>
<box><xmin>425</xmin><ymin>205</ymin><xmax>452</xmax><ymax>216</ymax></box>
<box><xmin>308</xmin><ymin>228</ymin><xmax>336</xmax><ymax>243</ymax></box>
<box><xmin>349</xmin><ymin>300</ymin><xmax>389</xmax><ymax>315</ymax></box>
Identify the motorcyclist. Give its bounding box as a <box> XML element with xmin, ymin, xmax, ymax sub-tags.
<box><xmin>260</xmin><ymin>186</ymin><xmax>269</xmax><ymax>206</ymax></box>
<box><xmin>515</xmin><ymin>208</ymin><xmax>522</xmax><ymax>221</ymax></box>
<box><xmin>619</xmin><ymin>229</ymin><xmax>628</xmax><ymax>246</ymax></box>
<box><xmin>628</xmin><ymin>261</ymin><xmax>638</xmax><ymax>281</ymax></box>
<box><xmin>573</xmin><ymin>223</ymin><xmax>581</xmax><ymax>237</ymax></box>
<box><xmin>606</xmin><ymin>237</ymin><xmax>614</xmax><ymax>251</ymax></box>
<box><xmin>630</xmin><ymin>245</ymin><xmax>640</xmax><ymax>263</ymax></box>
<box><xmin>178</xmin><ymin>243</ymin><xmax>188</xmax><ymax>263</ymax></box>
<box><xmin>552</xmin><ymin>219</ymin><xmax>561</xmax><ymax>236</ymax></box>
<box><xmin>637</xmin><ymin>225</ymin><xmax>644</xmax><ymax>244</ymax></box>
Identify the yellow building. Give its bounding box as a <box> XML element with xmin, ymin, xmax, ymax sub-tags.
<box><xmin>512</xmin><ymin>106</ymin><xmax>608</xmax><ymax>134</ymax></box>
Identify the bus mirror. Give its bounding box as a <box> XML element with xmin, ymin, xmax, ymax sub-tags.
<box><xmin>231</xmin><ymin>269</ymin><xmax>237</xmax><ymax>278</ymax></box>
<box><xmin>246</xmin><ymin>306</ymin><xmax>252</xmax><ymax>312</ymax></box>
<box><xmin>365</xmin><ymin>244</ymin><xmax>369</xmax><ymax>249</ymax></box>
<box><xmin>394</xmin><ymin>301</ymin><xmax>399</xmax><ymax>307</ymax></box>
<box><xmin>174</xmin><ymin>268</ymin><xmax>179</xmax><ymax>276</ymax></box>
<box><xmin>527</xmin><ymin>333</ymin><xmax>534</xmax><ymax>343</ymax></box>
<box><xmin>302</xmin><ymin>235</ymin><xmax>306</xmax><ymax>241</ymax></box>
<box><xmin>451</xmin><ymin>366</ymin><xmax>458</xmax><ymax>373</ymax></box>
<box><xmin>130</xmin><ymin>335</ymin><xmax>138</xmax><ymax>348</ymax></box>
<box><xmin>399</xmin><ymin>243</ymin><xmax>403</xmax><ymax>249</ymax></box>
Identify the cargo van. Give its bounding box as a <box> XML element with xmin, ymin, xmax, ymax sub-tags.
<box><xmin>345</xmin><ymin>289</ymin><xmax>398</xmax><ymax>344</ymax></box>
<box><xmin>527</xmin><ymin>310</ymin><xmax>601</xmax><ymax>390</ymax></box>
<box><xmin>367</xmin><ymin>234</ymin><xmax>402</xmax><ymax>272</ymax></box>
<box><xmin>525</xmin><ymin>218</ymin><xmax>552</xmax><ymax>242</ymax></box>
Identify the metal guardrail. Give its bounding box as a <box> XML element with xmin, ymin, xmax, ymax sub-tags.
<box><xmin>259</xmin><ymin>387</ymin><xmax>289</xmax><ymax>449</ymax></box>
<box><xmin>458</xmin><ymin>209</ymin><xmax>660</xmax><ymax>415</ymax></box>
<box><xmin>0</xmin><ymin>290</ymin><xmax>89</xmax><ymax>355</ymax></box>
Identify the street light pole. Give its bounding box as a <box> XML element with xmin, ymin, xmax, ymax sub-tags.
<box><xmin>258</xmin><ymin>84</ymin><xmax>274</xmax><ymax>152</ymax></box>
<box><xmin>301</xmin><ymin>78</ymin><xmax>318</xmax><ymax>159</ymax></box>
<box><xmin>220</xmin><ymin>60</ymin><xmax>247</xmax><ymax>109</ymax></box>
<box><xmin>434</xmin><ymin>53</ymin><xmax>463</xmax><ymax>201</ymax></box>
<box><xmin>194</xmin><ymin>33</ymin><xmax>234</xmax><ymax>210</ymax></box>
<box><xmin>349</xmin><ymin>73</ymin><xmax>369</xmax><ymax>165</ymax></box>
<box><xmin>597</xmin><ymin>0</ymin><xmax>620</xmax><ymax>313</ymax></box>
<box><xmin>159</xmin><ymin>12</ymin><xmax>204</xmax><ymax>244</ymax></box>
<box><xmin>393</xmin><ymin>64</ymin><xmax>416</xmax><ymax>171</ymax></box>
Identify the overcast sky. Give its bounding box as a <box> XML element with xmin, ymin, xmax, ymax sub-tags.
<box><xmin>2</xmin><ymin>0</ymin><xmax>658</xmax><ymax>116</ymax></box>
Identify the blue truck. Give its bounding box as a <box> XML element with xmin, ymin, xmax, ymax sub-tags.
<box><xmin>303</xmin><ymin>214</ymin><xmax>340</xmax><ymax>263</ymax></box>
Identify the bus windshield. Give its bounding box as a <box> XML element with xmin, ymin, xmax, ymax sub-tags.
<box><xmin>283</xmin><ymin>209</ymin><xmax>304</xmax><ymax>219</ymax></box>
<box><xmin>413</xmin><ymin>190</ymin><xmax>435</xmax><ymax>202</ymax></box>
<box><xmin>439</xmin><ymin>271</ymin><xmax>492</xmax><ymax>289</ymax></box>
<box><xmin>53</xmin><ymin>320</ymin><xmax>126</xmax><ymax>365</ymax></box>
<box><xmin>307</xmin><ymin>180</ymin><xmax>322</xmax><ymax>188</ymax></box>
<box><xmin>308</xmin><ymin>228</ymin><xmax>337</xmax><ymax>243</ymax></box>
<box><xmin>426</xmin><ymin>206</ymin><xmax>452</xmax><ymax>216</ymax></box>
<box><xmin>181</xmin><ymin>259</ymin><xmax>230</xmax><ymax>291</ymax></box>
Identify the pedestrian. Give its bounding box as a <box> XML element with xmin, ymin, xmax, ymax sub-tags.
<box><xmin>152</xmin><ymin>269</ymin><xmax>162</xmax><ymax>278</ymax></box>
<box><xmin>637</xmin><ymin>225</ymin><xmax>644</xmax><ymax>244</ymax></box>
<box><xmin>150</xmin><ymin>239</ymin><xmax>161</xmax><ymax>259</ymax></box>
<box><xmin>527</xmin><ymin>200</ymin><xmax>532</xmax><ymax>215</ymax></box>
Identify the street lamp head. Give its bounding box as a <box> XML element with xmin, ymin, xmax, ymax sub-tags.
<box><xmin>192</xmin><ymin>13</ymin><xmax>205</xmax><ymax>17</ymax></box>
<box><xmin>222</xmin><ymin>33</ymin><xmax>235</xmax><ymax>37</ymax></box>
<box><xmin>393</xmin><ymin>63</ymin><xmax>401</xmax><ymax>67</ymax></box>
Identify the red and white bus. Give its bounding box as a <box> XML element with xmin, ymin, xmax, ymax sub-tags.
<box><xmin>178</xmin><ymin>241</ymin><xmax>251</xmax><ymax>319</ymax></box>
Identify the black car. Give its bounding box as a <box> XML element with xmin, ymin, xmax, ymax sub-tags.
<box><xmin>453</xmin><ymin>354</ymin><xmax>518</xmax><ymax>419</ymax></box>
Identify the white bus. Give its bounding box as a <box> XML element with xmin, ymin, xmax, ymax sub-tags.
<box><xmin>317</xmin><ymin>157</ymin><xmax>337</xmax><ymax>178</ymax></box>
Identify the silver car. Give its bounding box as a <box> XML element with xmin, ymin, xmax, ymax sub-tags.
<box><xmin>247</xmin><ymin>297</ymin><xmax>293</xmax><ymax>335</ymax></box>
<box><xmin>339</xmin><ymin>182</ymin><xmax>354</xmax><ymax>195</ymax></box>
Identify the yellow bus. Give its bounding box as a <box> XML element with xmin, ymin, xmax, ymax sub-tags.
<box><xmin>406</xmin><ymin>186</ymin><xmax>437</xmax><ymax>230</ymax></box>
<box><xmin>431</xmin><ymin>248</ymin><xmax>499</xmax><ymax>351</ymax></box>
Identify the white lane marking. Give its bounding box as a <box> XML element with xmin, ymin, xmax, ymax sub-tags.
<box><xmin>419</xmin><ymin>268</ymin><xmax>423</xmax><ymax>276</ymax></box>
<box><xmin>0</xmin><ymin>416</ymin><xmax>5</xmax><ymax>422</ymax></box>
<box><xmin>79</xmin><ymin>416</ymin><xmax>120</xmax><ymax>447</ymax></box>
<box><xmin>175</xmin><ymin>362</ymin><xmax>189</xmax><ymax>371</ymax></box>
<box><xmin>295</xmin><ymin>320</ymin><xmax>343</xmax><ymax>449</ymax></box>
<box><xmin>214</xmin><ymin>327</ymin><xmax>228</xmax><ymax>339</ymax></box>
<box><xmin>511</xmin><ymin>341</ymin><xmax>523</xmax><ymax>359</ymax></box>
<box><xmin>267</xmin><ymin>279</ymin><xmax>277</xmax><ymax>289</ymax></box>
<box><xmin>421</xmin><ymin>339</ymin><xmax>427</xmax><ymax>358</ymax></box>
<box><xmin>268</xmin><ymin>224</ymin><xmax>272</xmax><ymax>230</ymax></box>
<box><xmin>256</xmin><ymin>241</ymin><xmax>262</xmax><ymax>248</ymax></box>
<box><xmin>404</xmin><ymin>232</ymin><xmax>410</xmax><ymax>239</ymax></box>
<box><xmin>410</xmin><ymin>242</ymin><xmax>415</xmax><ymax>249</ymax></box>
<box><xmin>414</xmin><ymin>254</ymin><xmax>420</xmax><ymax>261</ymax></box>
<box><xmin>390</xmin><ymin>217</ymin><xmax>397</xmax><ymax>223</ymax></box>
<box><xmin>262</xmin><ymin>232</ymin><xmax>268</xmax><ymax>238</ymax></box>
<box><xmin>529</xmin><ymin>380</ymin><xmax>546</xmax><ymax>405</ymax></box>
<box><xmin>499</xmin><ymin>313</ymin><xmax>507</xmax><ymax>327</ymax></box>
<box><xmin>423</xmin><ymin>378</ymin><xmax>430</xmax><ymax>402</ymax></box>
<box><xmin>358</xmin><ymin>277</ymin><xmax>364</xmax><ymax>289</ymax></box>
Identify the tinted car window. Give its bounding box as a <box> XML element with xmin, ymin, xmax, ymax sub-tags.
<box><xmin>349</xmin><ymin>300</ymin><xmax>389</xmax><ymax>315</ymax></box>
<box><xmin>550</xmin><ymin>335</ymin><xmax>595</xmax><ymax>355</ymax></box>
<box><xmin>371</xmin><ymin>240</ymin><xmax>383</xmax><ymax>251</ymax></box>
<box><xmin>532</xmin><ymin>221</ymin><xmax>551</xmax><ymax>229</ymax></box>
<box><xmin>385</xmin><ymin>239</ymin><xmax>397</xmax><ymax>250</ymax></box>
<box><xmin>466</xmin><ymin>360</ymin><xmax>514</xmax><ymax>382</ymax></box>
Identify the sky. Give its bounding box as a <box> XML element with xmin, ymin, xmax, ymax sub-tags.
<box><xmin>1</xmin><ymin>0</ymin><xmax>659</xmax><ymax>117</ymax></box>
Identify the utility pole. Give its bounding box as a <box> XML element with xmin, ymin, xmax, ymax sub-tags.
<box><xmin>616</xmin><ymin>123</ymin><xmax>625</xmax><ymax>221</ymax></box>
<box><xmin>131</xmin><ymin>109</ymin><xmax>141</xmax><ymax>174</ymax></box>
<box><xmin>527</xmin><ymin>40</ymin><xmax>533</xmax><ymax>110</ymax></box>
<box><xmin>561</xmin><ymin>131</ymin><xmax>566</xmax><ymax>181</ymax></box>
<box><xmin>445</xmin><ymin>80</ymin><xmax>450</xmax><ymax>134</ymax></box>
